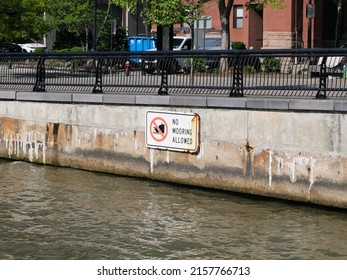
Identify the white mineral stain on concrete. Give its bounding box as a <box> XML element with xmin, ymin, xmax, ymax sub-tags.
<box><xmin>197</xmin><ymin>143</ymin><xmax>204</xmax><ymax>160</ymax></box>
<box><xmin>266</xmin><ymin>149</ymin><xmax>316</xmax><ymax>191</ymax></box>
<box><xmin>150</xmin><ymin>149</ymin><xmax>155</xmax><ymax>174</ymax></box>
<box><xmin>166</xmin><ymin>150</ymin><xmax>170</xmax><ymax>163</ymax></box>
<box><xmin>268</xmin><ymin>150</ymin><xmax>273</xmax><ymax>187</ymax></box>
<box><xmin>5</xmin><ymin>130</ymin><xmax>46</xmax><ymax>164</ymax></box>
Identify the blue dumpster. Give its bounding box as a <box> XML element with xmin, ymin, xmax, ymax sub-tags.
<box><xmin>127</xmin><ymin>36</ymin><xmax>156</xmax><ymax>63</ymax></box>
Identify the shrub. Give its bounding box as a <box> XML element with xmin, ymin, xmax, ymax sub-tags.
<box><xmin>70</xmin><ymin>47</ymin><xmax>84</xmax><ymax>52</ymax></box>
<box><xmin>184</xmin><ymin>58</ymin><xmax>206</xmax><ymax>72</ymax></box>
<box><xmin>34</xmin><ymin>48</ymin><xmax>46</xmax><ymax>53</ymax></box>
<box><xmin>262</xmin><ymin>57</ymin><xmax>281</xmax><ymax>73</ymax></box>
<box><xmin>53</xmin><ymin>29</ymin><xmax>82</xmax><ymax>51</ymax></box>
<box><xmin>52</xmin><ymin>47</ymin><xmax>84</xmax><ymax>52</ymax></box>
<box><xmin>243</xmin><ymin>65</ymin><xmax>256</xmax><ymax>73</ymax></box>
<box><xmin>232</xmin><ymin>41</ymin><xmax>246</xmax><ymax>50</ymax></box>
<box><xmin>97</xmin><ymin>19</ymin><xmax>128</xmax><ymax>51</ymax></box>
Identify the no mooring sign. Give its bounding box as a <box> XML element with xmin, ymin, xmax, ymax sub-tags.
<box><xmin>146</xmin><ymin>110</ymin><xmax>200</xmax><ymax>153</ymax></box>
<box><xmin>149</xmin><ymin>117</ymin><xmax>168</xmax><ymax>142</ymax></box>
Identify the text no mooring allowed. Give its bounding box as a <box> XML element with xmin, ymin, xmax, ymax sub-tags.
<box><xmin>146</xmin><ymin>110</ymin><xmax>200</xmax><ymax>153</ymax></box>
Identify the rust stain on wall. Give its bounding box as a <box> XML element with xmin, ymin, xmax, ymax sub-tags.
<box><xmin>241</xmin><ymin>140</ymin><xmax>254</xmax><ymax>177</ymax></box>
<box><xmin>1</xmin><ymin>108</ymin><xmax>346</xmax><ymax>209</ymax></box>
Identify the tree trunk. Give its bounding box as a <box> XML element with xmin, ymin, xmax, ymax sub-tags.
<box><xmin>217</xmin><ymin>0</ymin><xmax>233</xmax><ymax>73</ymax></box>
<box><xmin>85</xmin><ymin>27</ymin><xmax>89</xmax><ymax>52</ymax></box>
<box><xmin>218</xmin><ymin>0</ymin><xmax>233</xmax><ymax>50</ymax></box>
<box><xmin>96</xmin><ymin>2</ymin><xmax>112</xmax><ymax>47</ymax></box>
<box><xmin>221</xmin><ymin>16</ymin><xmax>231</xmax><ymax>50</ymax></box>
<box><xmin>335</xmin><ymin>0</ymin><xmax>343</xmax><ymax>47</ymax></box>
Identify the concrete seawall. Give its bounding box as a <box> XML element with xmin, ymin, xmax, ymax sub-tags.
<box><xmin>1</xmin><ymin>91</ymin><xmax>347</xmax><ymax>208</ymax></box>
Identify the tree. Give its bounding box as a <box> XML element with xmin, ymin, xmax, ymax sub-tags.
<box><xmin>111</xmin><ymin>0</ymin><xmax>210</xmax><ymax>48</ymax></box>
<box><xmin>180</xmin><ymin>0</ymin><xmax>210</xmax><ymax>49</ymax></box>
<box><xmin>333</xmin><ymin>0</ymin><xmax>347</xmax><ymax>47</ymax></box>
<box><xmin>217</xmin><ymin>0</ymin><xmax>285</xmax><ymax>51</ymax></box>
<box><xmin>0</xmin><ymin>0</ymin><xmax>49</xmax><ymax>41</ymax></box>
<box><xmin>141</xmin><ymin>0</ymin><xmax>185</xmax><ymax>26</ymax></box>
<box><xmin>216</xmin><ymin>0</ymin><xmax>285</xmax><ymax>72</ymax></box>
<box><xmin>97</xmin><ymin>19</ymin><xmax>128</xmax><ymax>51</ymax></box>
<box><xmin>245</xmin><ymin>0</ymin><xmax>285</xmax><ymax>10</ymax></box>
<box><xmin>216</xmin><ymin>0</ymin><xmax>233</xmax><ymax>52</ymax></box>
<box><xmin>47</xmin><ymin>0</ymin><xmax>123</xmax><ymax>51</ymax></box>
<box><xmin>46</xmin><ymin>0</ymin><xmax>94</xmax><ymax>51</ymax></box>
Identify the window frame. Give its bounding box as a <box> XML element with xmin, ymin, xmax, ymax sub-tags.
<box><xmin>233</xmin><ymin>5</ymin><xmax>244</xmax><ymax>29</ymax></box>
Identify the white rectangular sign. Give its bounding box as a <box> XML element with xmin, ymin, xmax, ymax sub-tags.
<box><xmin>146</xmin><ymin>110</ymin><xmax>200</xmax><ymax>153</ymax></box>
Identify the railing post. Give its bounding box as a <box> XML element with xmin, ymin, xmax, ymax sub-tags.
<box><xmin>92</xmin><ymin>58</ymin><xmax>103</xmax><ymax>93</ymax></box>
<box><xmin>158</xmin><ymin>68</ymin><xmax>168</xmax><ymax>95</ymax></box>
<box><xmin>33</xmin><ymin>56</ymin><xmax>46</xmax><ymax>92</ymax></box>
<box><xmin>316</xmin><ymin>56</ymin><xmax>327</xmax><ymax>99</ymax></box>
<box><xmin>229</xmin><ymin>56</ymin><xmax>243</xmax><ymax>97</ymax></box>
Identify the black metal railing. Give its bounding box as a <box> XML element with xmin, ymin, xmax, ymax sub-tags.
<box><xmin>0</xmin><ymin>48</ymin><xmax>346</xmax><ymax>99</ymax></box>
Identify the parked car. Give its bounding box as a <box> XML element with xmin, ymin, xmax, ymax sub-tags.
<box><xmin>142</xmin><ymin>36</ymin><xmax>222</xmax><ymax>74</ymax></box>
<box><xmin>0</xmin><ymin>41</ymin><xmax>22</xmax><ymax>53</ymax></box>
<box><xmin>17</xmin><ymin>43</ymin><xmax>46</xmax><ymax>52</ymax></box>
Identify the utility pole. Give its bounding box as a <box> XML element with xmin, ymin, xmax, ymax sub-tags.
<box><xmin>93</xmin><ymin>0</ymin><xmax>97</xmax><ymax>51</ymax></box>
<box><xmin>306</xmin><ymin>0</ymin><xmax>315</xmax><ymax>48</ymax></box>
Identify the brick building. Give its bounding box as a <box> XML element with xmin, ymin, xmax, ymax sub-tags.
<box><xmin>121</xmin><ymin>0</ymin><xmax>346</xmax><ymax>49</ymax></box>
<box><xmin>198</xmin><ymin>0</ymin><xmax>347</xmax><ymax>49</ymax></box>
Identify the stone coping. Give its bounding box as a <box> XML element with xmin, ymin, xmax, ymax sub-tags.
<box><xmin>0</xmin><ymin>90</ymin><xmax>346</xmax><ymax>112</ymax></box>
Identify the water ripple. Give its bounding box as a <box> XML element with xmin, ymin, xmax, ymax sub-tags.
<box><xmin>1</xmin><ymin>159</ymin><xmax>347</xmax><ymax>259</ymax></box>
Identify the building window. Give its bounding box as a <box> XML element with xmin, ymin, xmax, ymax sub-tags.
<box><xmin>234</xmin><ymin>5</ymin><xmax>244</xmax><ymax>28</ymax></box>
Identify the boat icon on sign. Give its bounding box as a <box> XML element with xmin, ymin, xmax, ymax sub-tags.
<box><xmin>153</xmin><ymin>123</ymin><xmax>165</xmax><ymax>134</ymax></box>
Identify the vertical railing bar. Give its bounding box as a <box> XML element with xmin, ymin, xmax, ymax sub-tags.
<box><xmin>92</xmin><ymin>57</ymin><xmax>103</xmax><ymax>93</ymax></box>
<box><xmin>316</xmin><ymin>56</ymin><xmax>327</xmax><ymax>99</ymax></box>
<box><xmin>33</xmin><ymin>55</ymin><xmax>46</xmax><ymax>92</ymax></box>
<box><xmin>229</xmin><ymin>53</ymin><xmax>244</xmax><ymax>97</ymax></box>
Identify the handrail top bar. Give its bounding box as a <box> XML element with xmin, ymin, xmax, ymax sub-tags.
<box><xmin>0</xmin><ymin>47</ymin><xmax>346</xmax><ymax>59</ymax></box>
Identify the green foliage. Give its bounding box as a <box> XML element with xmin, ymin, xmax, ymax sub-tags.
<box><xmin>262</xmin><ymin>57</ymin><xmax>281</xmax><ymax>73</ymax></box>
<box><xmin>109</xmin><ymin>0</ymin><xmax>140</xmax><ymax>14</ymax></box>
<box><xmin>47</xmin><ymin>0</ymin><xmax>93</xmax><ymax>49</ymax></box>
<box><xmin>245</xmin><ymin>0</ymin><xmax>286</xmax><ymax>11</ymax></box>
<box><xmin>96</xmin><ymin>19</ymin><xmax>128</xmax><ymax>51</ymax></box>
<box><xmin>52</xmin><ymin>29</ymin><xmax>82</xmax><ymax>51</ymax></box>
<box><xmin>111</xmin><ymin>0</ymin><xmax>209</xmax><ymax>26</ymax></box>
<box><xmin>48</xmin><ymin>0</ymin><xmax>128</xmax><ymax>51</ymax></box>
<box><xmin>0</xmin><ymin>0</ymin><xmax>50</xmax><ymax>40</ymax></box>
<box><xmin>0</xmin><ymin>0</ymin><xmax>216</xmax><ymax>50</ymax></box>
<box><xmin>243</xmin><ymin>65</ymin><xmax>256</xmax><ymax>73</ymax></box>
<box><xmin>210</xmin><ymin>67</ymin><xmax>220</xmax><ymax>74</ymax></box>
<box><xmin>34</xmin><ymin>47</ymin><xmax>45</xmax><ymax>52</ymax></box>
<box><xmin>232</xmin><ymin>41</ymin><xmax>246</xmax><ymax>50</ymax></box>
<box><xmin>47</xmin><ymin>0</ymin><xmax>93</xmax><ymax>33</ymax></box>
<box><xmin>184</xmin><ymin>57</ymin><xmax>206</xmax><ymax>72</ymax></box>
<box><xmin>70</xmin><ymin>47</ymin><xmax>85</xmax><ymax>52</ymax></box>
<box><xmin>52</xmin><ymin>47</ymin><xmax>84</xmax><ymax>52</ymax></box>
<box><xmin>181</xmin><ymin>0</ymin><xmax>210</xmax><ymax>28</ymax></box>
<box><xmin>142</xmin><ymin>0</ymin><xmax>185</xmax><ymax>26</ymax></box>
